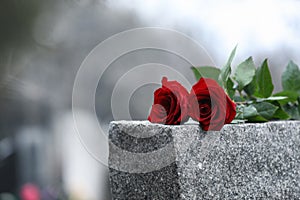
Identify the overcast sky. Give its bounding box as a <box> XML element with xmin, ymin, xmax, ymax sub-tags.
<box><xmin>108</xmin><ymin>0</ymin><xmax>300</xmax><ymax>65</ymax></box>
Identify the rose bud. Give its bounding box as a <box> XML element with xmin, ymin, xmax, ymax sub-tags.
<box><xmin>189</xmin><ymin>78</ymin><xmax>236</xmax><ymax>131</ymax></box>
<box><xmin>148</xmin><ymin>77</ymin><xmax>189</xmax><ymax>125</ymax></box>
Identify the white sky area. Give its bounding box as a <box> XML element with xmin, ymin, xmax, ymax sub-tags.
<box><xmin>108</xmin><ymin>0</ymin><xmax>300</xmax><ymax>64</ymax></box>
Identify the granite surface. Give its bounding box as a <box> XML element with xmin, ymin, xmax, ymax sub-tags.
<box><xmin>108</xmin><ymin>120</ymin><xmax>300</xmax><ymax>199</ymax></box>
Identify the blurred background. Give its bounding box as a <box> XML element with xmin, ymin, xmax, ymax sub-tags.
<box><xmin>0</xmin><ymin>0</ymin><xmax>300</xmax><ymax>199</ymax></box>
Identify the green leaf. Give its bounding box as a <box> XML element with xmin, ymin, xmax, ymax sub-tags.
<box><xmin>271</xmin><ymin>101</ymin><xmax>291</xmax><ymax>120</ymax></box>
<box><xmin>252</xmin><ymin>102</ymin><xmax>278</xmax><ymax>120</ymax></box>
<box><xmin>226</xmin><ymin>45</ymin><xmax>237</xmax><ymax>67</ymax></box>
<box><xmin>255</xmin><ymin>96</ymin><xmax>288</xmax><ymax>102</ymax></box>
<box><xmin>219</xmin><ymin>46</ymin><xmax>237</xmax><ymax>90</ymax></box>
<box><xmin>244</xmin><ymin>74</ymin><xmax>257</xmax><ymax>97</ymax></box>
<box><xmin>283</xmin><ymin>103</ymin><xmax>300</xmax><ymax>120</ymax></box>
<box><xmin>235</xmin><ymin>104</ymin><xmax>271</xmax><ymax>122</ymax></box>
<box><xmin>231</xmin><ymin>119</ymin><xmax>247</xmax><ymax>123</ymax></box>
<box><xmin>226</xmin><ymin>78</ymin><xmax>235</xmax><ymax>99</ymax></box>
<box><xmin>191</xmin><ymin>66</ymin><xmax>221</xmax><ymax>82</ymax></box>
<box><xmin>273</xmin><ymin>90</ymin><xmax>299</xmax><ymax>105</ymax></box>
<box><xmin>234</xmin><ymin>57</ymin><xmax>256</xmax><ymax>91</ymax></box>
<box><xmin>282</xmin><ymin>60</ymin><xmax>300</xmax><ymax>93</ymax></box>
<box><xmin>247</xmin><ymin>115</ymin><xmax>268</xmax><ymax>122</ymax></box>
<box><xmin>272</xmin><ymin>106</ymin><xmax>291</xmax><ymax>120</ymax></box>
<box><xmin>264</xmin><ymin>96</ymin><xmax>288</xmax><ymax>101</ymax></box>
<box><xmin>243</xmin><ymin>105</ymin><xmax>259</xmax><ymax>118</ymax></box>
<box><xmin>255</xmin><ymin>59</ymin><xmax>274</xmax><ymax>98</ymax></box>
<box><xmin>235</xmin><ymin>104</ymin><xmax>258</xmax><ymax>119</ymax></box>
<box><xmin>233</xmin><ymin>95</ymin><xmax>243</xmax><ymax>102</ymax></box>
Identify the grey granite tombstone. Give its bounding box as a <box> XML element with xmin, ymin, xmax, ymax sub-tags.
<box><xmin>108</xmin><ymin>120</ymin><xmax>300</xmax><ymax>199</ymax></box>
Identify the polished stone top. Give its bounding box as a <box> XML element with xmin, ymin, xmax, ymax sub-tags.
<box><xmin>109</xmin><ymin>120</ymin><xmax>300</xmax><ymax>199</ymax></box>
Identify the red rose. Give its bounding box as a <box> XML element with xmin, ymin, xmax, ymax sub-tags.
<box><xmin>148</xmin><ymin>77</ymin><xmax>189</xmax><ymax>125</ymax></box>
<box><xmin>189</xmin><ymin>78</ymin><xmax>236</xmax><ymax>131</ymax></box>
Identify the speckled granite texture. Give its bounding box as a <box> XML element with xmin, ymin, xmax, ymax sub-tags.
<box><xmin>109</xmin><ymin>120</ymin><xmax>300</xmax><ymax>199</ymax></box>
